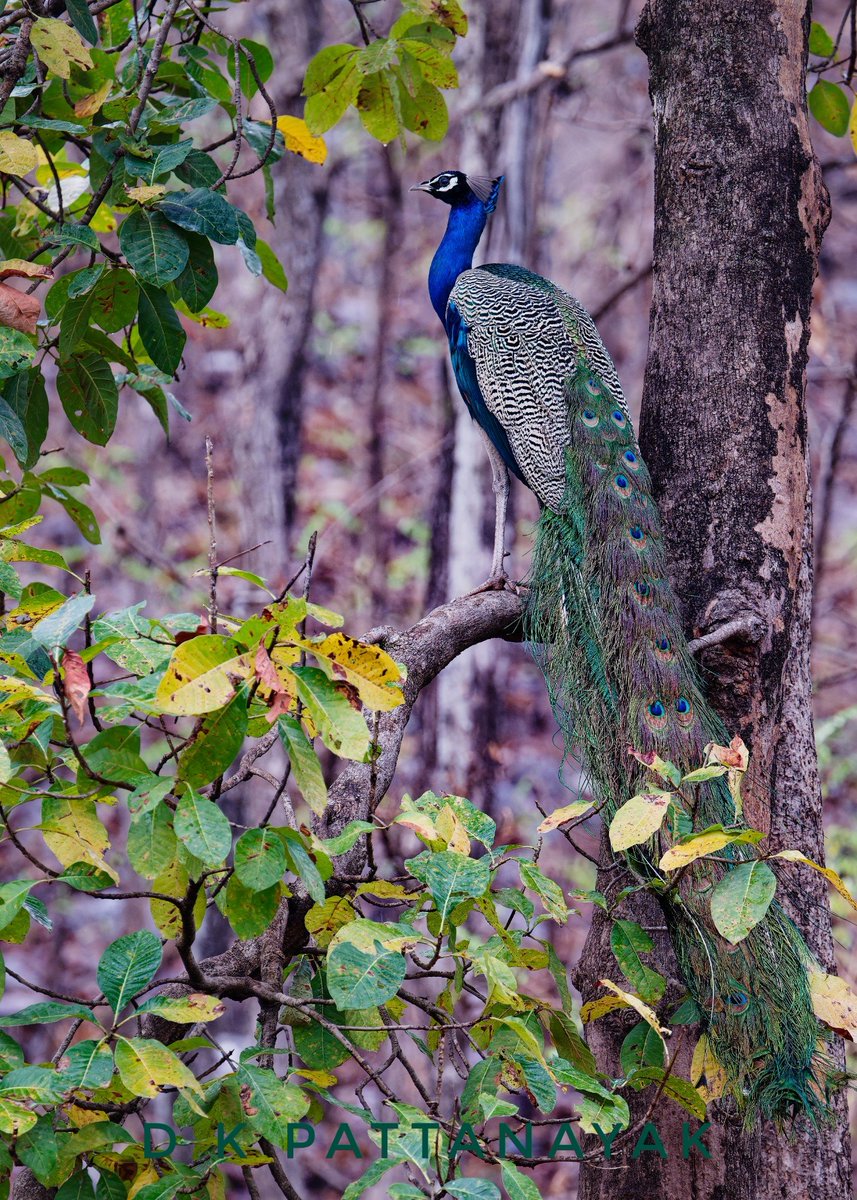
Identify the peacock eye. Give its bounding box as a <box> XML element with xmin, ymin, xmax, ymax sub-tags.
<box><xmin>613</xmin><ymin>474</ymin><xmax>630</xmax><ymax>495</ymax></box>
<box><xmin>726</xmin><ymin>991</ymin><xmax>750</xmax><ymax>1014</ymax></box>
<box><xmin>658</xmin><ymin>637</ymin><xmax>670</xmax><ymax>651</ymax></box>
<box><xmin>580</xmin><ymin>408</ymin><xmax>599</xmax><ymax>427</ymax></box>
<box><xmin>611</xmin><ymin>409</ymin><xmax>626</xmax><ymax>427</ymax></box>
<box><xmin>635</xmin><ymin>580</ymin><xmax>650</xmax><ymax>596</ymax></box>
<box><xmin>584</xmin><ymin>377</ymin><xmax>602</xmax><ymax>396</ymax></box>
<box><xmin>645</xmin><ymin>699</ymin><xmax>668</xmax><ymax>731</ymax></box>
<box><xmin>648</xmin><ymin>701</ymin><xmax>665</xmax><ymax>718</ymax></box>
<box><xmin>628</xmin><ymin>525</ymin><xmax>647</xmax><ymax>549</ymax></box>
<box><xmin>675</xmin><ymin>696</ymin><xmax>694</xmax><ymax>726</ymax></box>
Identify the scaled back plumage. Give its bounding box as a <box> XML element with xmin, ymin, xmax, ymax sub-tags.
<box><xmin>414</xmin><ymin>169</ymin><xmax>835</xmax><ymax>1123</ymax></box>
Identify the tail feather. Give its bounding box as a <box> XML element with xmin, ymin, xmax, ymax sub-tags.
<box><xmin>524</xmin><ymin>357</ymin><xmax>834</xmax><ymax>1124</ymax></box>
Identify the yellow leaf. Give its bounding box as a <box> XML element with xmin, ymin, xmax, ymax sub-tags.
<box><xmin>537</xmin><ymin>799</ymin><xmax>594</xmax><ymax>833</ymax></box>
<box><xmin>393</xmin><ymin>811</ymin><xmax>439</xmax><ymax>842</ymax></box>
<box><xmin>115</xmin><ymin>1037</ymin><xmax>203</xmax><ymax>1098</ymax></box>
<box><xmin>608</xmin><ymin>791</ymin><xmax>671</xmax><ymax>852</ymax></box>
<box><xmin>579</xmin><ymin>994</ymin><xmax>629</xmax><ymax>1022</ymax></box>
<box><xmin>125</xmin><ymin>184</ymin><xmax>166</xmax><ymax>204</ymax></box>
<box><xmin>850</xmin><ymin>95</ymin><xmax>857</xmax><ymax>155</ymax></box>
<box><xmin>0</xmin><ymin>259</ymin><xmax>52</xmax><ymax>281</ymax></box>
<box><xmin>356</xmin><ymin>879</ymin><xmax>414</xmax><ymax>900</ymax></box>
<box><xmin>596</xmin><ymin>979</ymin><xmax>670</xmax><ymax>1046</ymax></box>
<box><xmin>808</xmin><ymin>968</ymin><xmax>857</xmax><ymax>1039</ymax></box>
<box><xmin>0</xmin><ymin>1098</ymin><xmax>36</xmax><ymax>1136</ymax></box>
<box><xmin>90</xmin><ymin>205</ymin><xmax>117</xmax><ymax>233</ymax></box>
<box><xmin>39</xmin><ymin>796</ymin><xmax>118</xmax><ymax>880</ymax></box>
<box><xmin>156</xmin><ymin>635</ymin><xmax>252</xmax><ymax>715</ymax></box>
<box><xmin>0</xmin><ymin>133</ymin><xmax>38</xmax><ymax>177</ymax></box>
<box><xmin>301</xmin><ymin>632</ymin><xmax>404</xmax><ymax>711</ymax></box>
<box><xmin>774</xmin><ymin>849</ymin><xmax>857</xmax><ymax>912</ymax></box>
<box><xmin>276</xmin><ymin>116</ymin><xmax>327</xmax><ymax>164</ymax></box>
<box><xmin>690</xmin><ymin>1033</ymin><xmax>727</xmax><ymax>1102</ymax></box>
<box><xmin>30</xmin><ymin>17</ymin><xmax>93</xmax><ymax>79</ymax></box>
<box><xmin>74</xmin><ymin>79</ymin><xmax>112</xmax><ymax>118</ymax></box>
<box><xmin>305</xmin><ymin>896</ymin><xmax>355</xmax><ymax>949</ymax></box>
<box><xmin>150</xmin><ymin>860</ymin><xmax>205</xmax><ymax>937</ymax></box>
<box><xmin>659</xmin><ymin>830</ymin><xmax>743</xmax><ymax>870</ymax></box>
<box><xmin>436</xmin><ymin>803</ymin><xmax>470</xmax><ymax>854</ymax></box>
<box><xmin>291</xmin><ymin>1067</ymin><xmax>337</xmax><ymax>1086</ymax></box>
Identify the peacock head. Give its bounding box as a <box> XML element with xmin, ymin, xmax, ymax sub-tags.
<box><xmin>410</xmin><ymin>170</ymin><xmax>504</xmax><ymax>213</ymax></box>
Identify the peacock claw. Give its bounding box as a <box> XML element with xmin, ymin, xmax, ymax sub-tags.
<box><xmin>467</xmin><ymin>572</ymin><xmax>521</xmax><ymax>596</ymax></box>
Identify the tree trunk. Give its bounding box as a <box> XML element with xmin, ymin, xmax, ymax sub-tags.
<box><xmin>577</xmin><ymin>2</ymin><xmax>851</xmax><ymax>1197</ymax></box>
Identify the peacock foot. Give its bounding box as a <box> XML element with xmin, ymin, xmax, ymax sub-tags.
<box><xmin>467</xmin><ymin>572</ymin><xmax>522</xmax><ymax>596</ymax></box>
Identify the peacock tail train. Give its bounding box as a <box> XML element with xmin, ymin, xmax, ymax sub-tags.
<box><xmin>525</xmin><ymin>357</ymin><xmax>832</xmax><ymax>1124</ymax></box>
<box><xmin>414</xmin><ymin>169</ymin><xmax>835</xmax><ymax>1125</ymax></box>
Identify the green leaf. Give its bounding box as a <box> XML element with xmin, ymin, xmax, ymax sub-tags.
<box><xmin>610</xmin><ymin>919</ymin><xmax>666</xmax><ymax>1004</ymax></box>
<box><xmin>518</xmin><ymin>860</ymin><xmax>568</xmax><ymax>923</ymax></box>
<box><xmin>0</xmin><ymin>328</ymin><xmax>36</xmax><ymax>379</ymax></box>
<box><xmin>327</xmin><ymin>935</ymin><xmax>407</xmax><ymax>1010</ymax></box>
<box><xmin>0</xmin><ymin>880</ymin><xmax>33</xmax><ymax>931</ymax></box>
<box><xmin>217</xmin><ymin>875</ymin><xmax>280</xmax><ymax>939</ymax></box>
<box><xmin>175</xmin><ymin>149</ymin><xmax>222</xmax><ymax>189</ymax></box>
<box><xmin>0</xmin><ymin>1002</ymin><xmax>95</xmax><ymax>1026</ymax></box>
<box><xmin>59</xmin><ymin>293</ymin><xmax>97</xmax><ymax>359</ymax></box>
<box><xmin>91</xmin><ymin>268</ymin><xmax>139</xmax><ymax>332</ymax></box>
<box><xmin>230</xmin><ymin>38</ymin><xmax>275</xmax><ymax>100</ymax></box>
<box><xmin>444</xmin><ymin>1182</ymin><xmax>500</xmax><ymax>1200</ymax></box>
<box><xmin>0</xmin><ymin>1066</ymin><xmax>66</xmax><ymax>1103</ymax></box>
<box><xmin>57</xmin><ymin>1040</ymin><xmax>113</xmax><ymax>1089</ymax></box>
<box><xmin>178</xmin><ymin>687</ymin><xmax>247</xmax><ymax>787</ymax></box>
<box><xmin>500</xmin><ymin>1164</ymin><xmax>541</xmax><ymax>1200</ymax></box>
<box><xmin>291</xmin><ymin>665</ymin><xmax>370</xmax><ymax>760</ymax></box>
<box><xmin>396</xmin><ymin>73</ymin><xmax>448</xmax><ymax>140</ymax></box>
<box><xmin>0</xmin><ymin>395</ymin><xmax>28</xmax><ymax>465</ymax></box>
<box><xmin>257</xmin><ymin>238</ymin><xmax>288</xmax><ymax>292</ymax></box>
<box><xmin>127</xmin><ymin>803</ymin><xmax>177</xmax><ymax>879</ymax></box>
<box><xmin>137</xmin><ymin>281</ymin><xmax>186</xmax><ymax>375</ymax></box>
<box><xmin>96</xmin><ymin>930</ymin><xmax>162</xmax><ymax>1014</ymax></box>
<box><xmin>809</xmin><ymin>21</ymin><xmax>835</xmax><ymax>57</ymax></box>
<box><xmin>627</xmin><ymin>1066</ymin><xmax>707</xmax><ymax>1119</ymax></box>
<box><xmin>413</xmin><ymin>850</ymin><xmax>490</xmax><ymax>922</ymax></box>
<box><xmin>709</xmin><ymin>860</ymin><xmax>777</xmax><ymax>944</ymax></box>
<box><xmin>65</xmin><ymin>0</ymin><xmax>98</xmax><ymax>45</ymax></box>
<box><xmin>278</xmin><ymin>714</ymin><xmax>328</xmax><ymax>815</ymax></box>
<box><xmin>153</xmin><ymin>95</ymin><xmax>219</xmax><ymax>125</ymax></box>
<box><xmin>234</xmin><ymin>827</ymin><xmax>287</xmax><ymax>891</ymax></box>
<box><xmin>620</xmin><ymin>1020</ymin><xmax>666</xmax><ymax>1075</ymax></box>
<box><xmin>2</xmin><ymin>369</ymin><xmax>47</xmax><ymax>469</ymax></box>
<box><xmin>356</xmin><ymin>71</ymin><xmax>399</xmax><ymax>142</ymax></box>
<box><xmin>158</xmin><ymin>189</ymin><xmax>240</xmax><ymax>245</ymax></box>
<box><xmin>174</xmin><ymin>786</ymin><xmax>232</xmax><ymax>867</ymax></box>
<box><xmin>809</xmin><ymin>81</ymin><xmax>851</xmax><ymax>136</ymax></box>
<box><xmin>56</xmin><ymin>1172</ymin><xmax>96</xmax><ymax>1200</ymax></box>
<box><xmin>303</xmin><ymin>46</ymin><xmax>360</xmax><ymax>135</ymax></box>
<box><xmin>125</xmin><ymin>139</ymin><xmax>193</xmax><ymax>183</ymax></box>
<box><xmin>31</xmin><ymin>591</ymin><xmax>94</xmax><ymax>651</ymax></box>
<box><xmin>173</xmin><ymin>232</ymin><xmax>218</xmax><ymax>312</ymax></box>
<box><xmin>119</xmin><ymin>208</ymin><xmax>189</xmax><ymax>286</ymax></box>
<box><xmin>58</xmin><ymin>862</ymin><xmax>116</xmax><ymax>892</ymax></box>
<box><xmin>57</xmin><ymin>353</ymin><xmax>119</xmax><ymax>445</ymax></box>
<box><xmin>235</xmin><ymin>1064</ymin><xmax>310</xmax><ymax>1147</ymax></box>
<box><xmin>46</xmin><ymin>223</ymin><xmax>99</xmax><ymax>250</ymax></box>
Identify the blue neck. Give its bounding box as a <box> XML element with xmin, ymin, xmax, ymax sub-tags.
<box><xmin>428</xmin><ymin>197</ymin><xmax>489</xmax><ymax>328</ymax></box>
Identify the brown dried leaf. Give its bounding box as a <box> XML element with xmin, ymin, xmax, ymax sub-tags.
<box><xmin>0</xmin><ymin>259</ymin><xmax>53</xmax><ymax>281</ymax></box>
<box><xmin>0</xmin><ymin>283</ymin><xmax>41</xmax><ymax>335</ymax></box>
<box><xmin>62</xmin><ymin>648</ymin><xmax>90</xmax><ymax>725</ymax></box>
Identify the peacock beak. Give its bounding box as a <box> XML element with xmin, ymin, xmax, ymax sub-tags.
<box><xmin>409</xmin><ymin>181</ymin><xmax>433</xmax><ymax>194</ymax></box>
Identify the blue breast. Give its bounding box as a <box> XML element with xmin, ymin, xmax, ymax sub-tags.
<box><xmin>445</xmin><ymin>300</ymin><xmax>527</xmax><ymax>485</ymax></box>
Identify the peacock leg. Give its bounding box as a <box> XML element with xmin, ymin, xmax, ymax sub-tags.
<box><xmin>470</xmin><ymin>425</ymin><xmax>513</xmax><ymax>592</ymax></box>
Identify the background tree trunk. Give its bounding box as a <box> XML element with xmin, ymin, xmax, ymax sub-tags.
<box><xmin>577</xmin><ymin>2</ymin><xmax>852</xmax><ymax>1197</ymax></box>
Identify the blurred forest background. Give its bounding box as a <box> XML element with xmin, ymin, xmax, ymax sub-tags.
<box><xmin>6</xmin><ymin>0</ymin><xmax>857</xmax><ymax>1195</ymax></box>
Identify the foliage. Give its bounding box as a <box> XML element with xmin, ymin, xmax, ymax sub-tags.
<box><xmin>807</xmin><ymin>18</ymin><xmax>857</xmax><ymax>151</ymax></box>
<box><xmin>0</xmin><ymin>1</ymin><xmax>849</xmax><ymax>1196</ymax></box>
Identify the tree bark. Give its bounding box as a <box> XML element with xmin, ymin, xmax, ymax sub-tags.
<box><xmin>578</xmin><ymin>2</ymin><xmax>850</xmax><ymax>1197</ymax></box>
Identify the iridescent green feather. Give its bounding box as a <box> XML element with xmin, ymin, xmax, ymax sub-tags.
<box><xmin>525</xmin><ymin>357</ymin><xmax>833</xmax><ymax>1124</ymax></box>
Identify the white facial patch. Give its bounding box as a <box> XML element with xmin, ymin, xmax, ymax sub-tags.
<box><xmin>433</xmin><ymin>174</ymin><xmax>460</xmax><ymax>192</ymax></box>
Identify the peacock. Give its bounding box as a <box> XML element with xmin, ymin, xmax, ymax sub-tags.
<box><xmin>412</xmin><ymin>168</ymin><xmax>833</xmax><ymax>1123</ymax></box>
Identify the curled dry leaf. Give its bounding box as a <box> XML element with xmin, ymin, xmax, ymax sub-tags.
<box><xmin>0</xmin><ymin>283</ymin><xmax>41</xmax><ymax>335</ymax></box>
<box><xmin>705</xmin><ymin>736</ymin><xmax>749</xmax><ymax>771</ymax></box>
<box><xmin>0</xmin><ymin>259</ymin><xmax>53</xmax><ymax>281</ymax></box>
<box><xmin>62</xmin><ymin>648</ymin><xmax>90</xmax><ymax>725</ymax></box>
